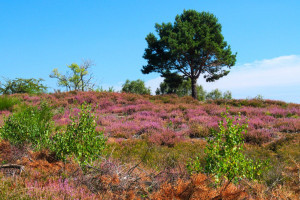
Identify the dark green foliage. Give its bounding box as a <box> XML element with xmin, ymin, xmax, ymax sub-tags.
<box><xmin>177</xmin><ymin>80</ymin><xmax>207</xmax><ymax>101</ymax></box>
<box><xmin>142</xmin><ymin>10</ymin><xmax>236</xmax><ymax>99</ymax></box>
<box><xmin>187</xmin><ymin>112</ymin><xmax>269</xmax><ymax>184</ymax></box>
<box><xmin>156</xmin><ymin>77</ymin><xmax>207</xmax><ymax>100</ymax></box>
<box><xmin>156</xmin><ymin>76</ymin><xmax>231</xmax><ymax>101</ymax></box>
<box><xmin>0</xmin><ymin>78</ymin><xmax>47</xmax><ymax>94</ymax></box>
<box><xmin>0</xmin><ymin>102</ymin><xmax>53</xmax><ymax>150</ymax></box>
<box><xmin>155</xmin><ymin>72</ymin><xmax>184</xmax><ymax>95</ymax></box>
<box><xmin>50</xmin><ymin>104</ymin><xmax>106</xmax><ymax>165</ymax></box>
<box><xmin>121</xmin><ymin>79</ymin><xmax>151</xmax><ymax>95</ymax></box>
<box><xmin>0</xmin><ymin>96</ymin><xmax>19</xmax><ymax>111</ymax></box>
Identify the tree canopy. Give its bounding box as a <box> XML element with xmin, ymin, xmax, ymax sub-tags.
<box><xmin>142</xmin><ymin>10</ymin><xmax>236</xmax><ymax>99</ymax></box>
<box><xmin>0</xmin><ymin>78</ymin><xmax>47</xmax><ymax>94</ymax></box>
<box><xmin>121</xmin><ymin>79</ymin><xmax>151</xmax><ymax>95</ymax></box>
<box><xmin>50</xmin><ymin>60</ymin><xmax>95</xmax><ymax>92</ymax></box>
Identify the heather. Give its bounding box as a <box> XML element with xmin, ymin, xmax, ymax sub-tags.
<box><xmin>10</xmin><ymin>91</ymin><xmax>298</xmax><ymax>145</ymax></box>
<box><xmin>0</xmin><ymin>91</ymin><xmax>299</xmax><ymax>199</ymax></box>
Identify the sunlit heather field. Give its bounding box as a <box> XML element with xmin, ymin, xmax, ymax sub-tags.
<box><xmin>0</xmin><ymin>91</ymin><xmax>299</xmax><ymax>199</ymax></box>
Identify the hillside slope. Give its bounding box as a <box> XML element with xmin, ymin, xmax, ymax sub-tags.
<box><xmin>0</xmin><ymin>92</ymin><xmax>299</xmax><ymax>199</ymax></box>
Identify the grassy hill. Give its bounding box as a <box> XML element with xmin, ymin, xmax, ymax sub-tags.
<box><xmin>0</xmin><ymin>92</ymin><xmax>299</xmax><ymax>199</ymax></box>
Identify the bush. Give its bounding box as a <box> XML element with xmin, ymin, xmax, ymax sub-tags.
<box><xmin>122</xmin><ymin>79</ymin><xmax>151</xmax><ymax>95</ymax></box>
<box><xmin>0</xmin><ymin>95</ymin><xmax>19</xmax><ymax>111</ymax></box>
<box><xmin>50</xmin><ymin>104</ymin><xmax>106</xmax><ymax>165</ymax></box>
<box><xmin>187</xmin><ymin>111</ymin><xmax>269</xmax><ymax>184</ymax></box>
<box><xmin>223</xmin><ymin>90</ymin><xmax>232</xmax><ymax>100</ymax></box>
<box><xmin>206</xmin><ymin>89</ymin><xmax>223</xmax><ymax>100</ymax></box>
<box><xmin>0</xmin><ymin>78</ymin><xmax>47</xmax><ymax>94</ymax></box>
<box><xmin>0</xmin><ymin>102</ymin><xmax>53</xmax><ymax>150</ymax></box>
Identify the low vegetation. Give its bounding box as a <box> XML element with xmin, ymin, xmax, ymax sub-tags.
<box><xmin>188</xmin><ymin>112</ymin><xmax>268</xmax><ymax>182</ymax></box>
<box><xmin>50</xmin><ymin>104</ymin><xmax>106</xmax><ymax>165</ymax></box>
<box><xmin>0</xmin><ymin>95</ymin><xmax>19</xmax><ymax>111</ymax></box>
<box><xmin>0</xmin><ymin>92</ymin><xmax>299</xmax><ymax>199</ymax></box>
<box><xmin>0</xmin><ymin>102</ymin><xmax>53</xmax><ymax>150</ymax></box>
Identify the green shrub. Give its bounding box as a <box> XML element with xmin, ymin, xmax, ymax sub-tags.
<box><xmin>121</xmin><ymin>79</ymin><xmax>151</xmax><ymax>95</ymax></box>
<box><xmin>50</xmin><ymin>104</ymin><xmax>106</xmax><ymax>165</ymax></box>
<box><xmin>206</xmin><ymin>89</ymin><xmax>223</xmax><ymax>100</ymax></box>
<box><xmin>0</xmin><ymin>102</ymin><xmax>53</xmax><ymax>150</ymax></box>
<box><xmin>223</xmin><ymin>90</ymin><xmax>232</xmax><ymax>100</ymax></box>
<box><xmin>187</xmin><ymin>111</ymin><xmax>269</xmax><ymax>184</ymax></box>
<box><xmin>0</xmin><ymin>78</ymin><xmax>47</xmax><ymax>94</ymax></box>
<box><xmin>0</xmin><ymin>95</ymin><xmax>19</xmax><ymax>111</ymax></box>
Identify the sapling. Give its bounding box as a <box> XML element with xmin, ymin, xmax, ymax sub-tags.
<box><xmin>51</xmin><ymin>104</ymin><xmax>106</xmax><ymax>166</ymax></box>
<box><xmin>187</xmin><ymin>111</ymin><xmax>269</xmax><ymax>185</ymax></box>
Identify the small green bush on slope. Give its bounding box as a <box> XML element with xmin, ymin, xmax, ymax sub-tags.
<box><xmin>122</xmin><ymin>79</ymin><xmax>151</xmax><ymax>95</ymax></box>
<box><xmin>0</xmin><ymin>95</ymin><xmax>19</xmax><ymax>111</ymax></box>
<box><xmin>0</xmin><ymin>78</ymin><xmax>47</xmax><ymax>95</ymax></box>
<box><xmin>0</xmin><ymin>102</ymin><xmax>53</xmax><ymax>150</ymax></box>
<box><xmin>50</xmin><ymin>104</ymin><xmax>106</xmax><ymax>165</ymax></box>
<box><xmin>187</xmin><ymin>111</ymin><xmax>269</xmax><ymax>184</ymax></box>
<box><xmin>0</xmin><ymin>102</ymin><xmax>107</xmax><ymax>166</ymax></box>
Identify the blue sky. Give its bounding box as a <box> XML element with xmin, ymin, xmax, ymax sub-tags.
<box><xmin>0</xmin><ymin>0</ymin><xmax>299</xmax><ymax>102</ymax></box>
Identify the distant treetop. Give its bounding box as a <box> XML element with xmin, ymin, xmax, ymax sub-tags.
<box><xmin>50</xmin><ymin>60</ymin><xmax>95</xmax><ymax>92</ymax></box>
<box><xmin>121</xmin><ymin>79</ymin><xmax>151</xmax><ymax>95</ymax></box>
<box><xmin>0</xmin><ymin>78</ymin><xmax>47</xmax><ymax>95</ymax></box>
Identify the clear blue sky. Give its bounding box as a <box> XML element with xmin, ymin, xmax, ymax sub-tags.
<box><xmin>1</xmin><ymin>1</ymin><xmax>299</xmax><ymax>102</ymax></box>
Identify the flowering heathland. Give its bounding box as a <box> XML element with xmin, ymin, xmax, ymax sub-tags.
<box><xmin>0</xmin><ymin>91</ymin><xmax>299</xmax><ymax>199</ymax></box>
<box><xmin>3</xmin><ymin>91</ymin><xmax>299</xmax><ymax>147</ymax></box>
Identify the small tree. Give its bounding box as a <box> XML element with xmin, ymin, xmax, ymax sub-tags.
<box><xmin>206</xmin><ymin>89</ymin><xmax>223</xmax><ymax>100</ymax></box>
<box><xmin>0</xmin><ymin>102</ymin><xmax>53</xmax><ymax>150</ymax></box>
<box><xmin>0</xmin><ymin>78</ymin><xmax>47</xmax><ymax>94</ymax></box>
<box><xmin>223</xmin><ymin>90</ymin><xmax>232</xmax><ymax>100</ymax></box>
<box><xmin>196</xmin><ymin>85</ymin><xmax>207</xmax><ymax>101</ymax></box>
<box><xmin>187</xmin><ymin>111</ymin><xmax>269</xmax><ymax>185</ymax></box>
<box><xmin>50</xmin><ymin>60</ymin><xmax>95</xmax><ymax>91</ymax></box>
<box><xmin>51</xmin><ymin>104</ymin><xmax>106</xmax><ymax>165</ymax></box>
<box><xmin>142</xmin><ymin>10</ymin><xmax>236</xmax><ymax>99</ymax></box>
<box><xmin>206</xmin><ymin>89</ymin><xmax>232</xmax><ymax>100</ymax></box>
<box><xmin>121</xmin><ymin>79</ymin><xmax>151</xmax><ymax>95</ymax></box>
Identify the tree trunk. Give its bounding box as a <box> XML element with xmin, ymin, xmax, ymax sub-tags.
<box><xmin>191</xmin><ymin>78</ymin><xmax>197</xmax><ymax>99</ymax></box>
